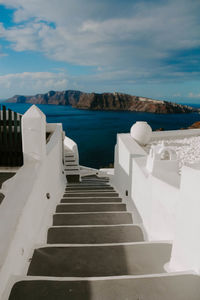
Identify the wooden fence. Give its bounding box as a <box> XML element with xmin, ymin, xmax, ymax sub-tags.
<box><xmin>0</xmin><ymin>105</ymin><xmax>23</xmax><ymax>167</ymax></box>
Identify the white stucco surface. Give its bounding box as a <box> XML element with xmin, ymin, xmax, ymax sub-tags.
<box><xmin>0</xmin><ymin>106</ymin><xmax>66</xmax><ymax>298</ymax></box>
<box><xmin>169</xmin><ymin>165</ymin><xmax>200</xmax><ymax>274</ymax></box>
<box><xmin>112</xmin><ymin>126</ymin><xmax>200</xmax><ymax>274</ymax></box>
<box><xmin>64</xmin><ymin>135</ymin><xmax>79</xmax><ymax>164</ymax></box>
<box><xmin>112</xmin><ymin>133</ymin><xmax>180</xmax><ymax>240</ymax></box>
<box><xmin>111</xmin><ymin>134</ymin><xmax>148</xmax><ymax>224</ymax></box>
<box><xmin>22</xmin><ymin>105</ymin><xmax>46</xmax><ymax>162</ymax></box>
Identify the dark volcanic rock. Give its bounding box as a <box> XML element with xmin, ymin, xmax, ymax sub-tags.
<box><xmin>6</xmin><ymin>95</ymin><xmax>27</xmax><ymax>103</ymax></box>
<box><xmin>155</xmin><ymin>121</ymin><xmax>200</xmax><ymax>131</ymax></box>
<box><xmin>5</xmin><ymin>90</ymin><xmax>198</xmax><ymax>114</ymax></box>
<box><xmin>188</xmin><ymin>121</ymin><xmax>200</xmax><ymax>129</ymax></box>
<box><xmin>6</xmin><ymin>90</ymin><xmax>83</xmax><ymax>106</ymax></box>
<box><xmin>155</xmin><ymin>128</ymin><xmax>164</xmax><ymax>131</ymax></box>
<box><xmin>76</xmin><ymin>92</ymin><xmax>197</xmax><ymax>114</ymax></box>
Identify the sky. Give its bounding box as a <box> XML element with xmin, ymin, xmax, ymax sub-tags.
<box><xmin>0</xmin><ymin>0</ymin><xmax>200</xmax><ymax>103</ymax></box>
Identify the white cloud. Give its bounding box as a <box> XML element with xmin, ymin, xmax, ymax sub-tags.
<box><xmin>0</xmin><ymin>72</ymin><xmax>69</xmax><ymax>98</ymax></box>
<box><xmin>0</xmin><ymin>22</ymin><xmax>46</xmax><ymax>51</ymax></box>
<box><xmin>0</xmin><ymin>0</ymin><xmax>199</xmax><ymax>85</ymax></box>
<box><xmin>188</xmin><ymin>92</ymin><xmax>200</xmax><ymax>98</ymax></box>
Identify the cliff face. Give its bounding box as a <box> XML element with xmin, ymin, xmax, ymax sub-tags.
<box><xmin>76</xmin><ymin>92</ymin><xmax>195</xmax><ymax>113</ymax></box>
<box><xmin>6</xmin><ymin>90</ymin><xmax>83</xmax><ymax>106</ymax></box>
<box><xmin>5</xmin><ymin>90</ymin><xmax>197</xmax><ymax>114</ymax></box>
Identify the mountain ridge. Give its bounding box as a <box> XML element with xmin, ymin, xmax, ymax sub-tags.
<box><xmin>5</xmin><ymin>90</ymin><xmax>198</xmax><ymax>114</ymax></box>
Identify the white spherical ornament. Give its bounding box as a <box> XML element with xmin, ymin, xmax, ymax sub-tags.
<box><xmin>130</xmin><ymin>121</ymin><xmax>152</xmax><ymax>145</ymax></box>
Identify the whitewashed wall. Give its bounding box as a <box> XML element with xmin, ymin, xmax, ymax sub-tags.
<box><xmin>169</xmin><ymin>164</ymin><xmax>200</xmax><ymax>274</ymax></box>
<box><xmin>64</xmin><ymin>135</ymin><xmax>79</xmax><ymax>164</ymax></box>
<box><xmin>111</xmin><ymin>134</ymin><xmax>147</xmax><ymax>213</ymax></box>
<box><xmin>112</xmin><ymin>132</ymin><xmax>180</xmax><ymax>241</ymax></box>
<box><xmin>131</xmin><ymin>157</ymin><xmax>179</xmax><ymax>240</ymax></box>
<box><xmin>0</xmin><ymin>106</ymin><xmax>66</xmax><ymax>298</ymax></box>
<box><xmin>112</xmin><ymin>129</ymin><xmax>200</xmax><ymax>273</ymax></box>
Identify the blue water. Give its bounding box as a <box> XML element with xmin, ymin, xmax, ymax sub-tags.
<box><xmin>3</xmin><ymin>103</ymin><xmax>200</xmax><ymax>169</ymax></box>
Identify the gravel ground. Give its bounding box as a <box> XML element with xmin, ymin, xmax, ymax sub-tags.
<box><xmin>144</xmin><ymin>136</ymin><xmax>200</xmax><ymax>170</ymax></box>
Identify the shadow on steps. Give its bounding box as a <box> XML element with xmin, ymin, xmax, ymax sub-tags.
<box><xmin>9</xmin><ymin>274</ymin><xmax>200</xmax><ymax>300</ymax></box>
<box><xmin>27</xmin><ymin>243</ymin><xmax>171</xmax><ymax>277</ymax></box>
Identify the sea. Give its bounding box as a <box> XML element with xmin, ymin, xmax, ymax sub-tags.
<box><xmin>2</xmin><ymin>103</ymin><xmax>200</xmax><ymax>169</ymax></box>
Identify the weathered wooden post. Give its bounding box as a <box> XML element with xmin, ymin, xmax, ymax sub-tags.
<box><xmin>22</xmin><ymin>105</ymin><xmax>46</xmax><ymax>163</ymax></box>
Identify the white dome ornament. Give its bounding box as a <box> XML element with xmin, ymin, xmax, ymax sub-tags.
<box><xmin>130</xmin><ymin>121</ymin><xmax>152</xmax><ymax>145</ymax></box>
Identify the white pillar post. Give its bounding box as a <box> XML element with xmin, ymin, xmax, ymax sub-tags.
<box><xmin>22</xmin><ymin>105</ymin><xmax>46</xmax><ymax>163</ymax></box>
<box><xmin>169</xmin><ymin>165</ymin><xmax>200</xmax><ymax>273</ymax></box>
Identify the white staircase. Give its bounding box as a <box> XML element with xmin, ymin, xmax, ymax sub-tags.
<box><xmin>7</xmin><ymin>175</ymin><xmax>200</xmax><ymax>299</ymax></box>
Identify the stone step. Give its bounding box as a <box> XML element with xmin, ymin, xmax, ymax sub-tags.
<box><xmin>47</xmin><ymin>225</ymin><xmax>144</xmax><ymax>244</ymax></box>
<box><xmin>66</xmin><ymin>185</ymin><xmax>112</xmax><ymax>188</ymax></box>
<box><xmin>64</xmin><ymin>189</ymin><xmax>114</xmax><ymax>193</ymax></box>
<box><xmin>65</xmin><ymin>165</ymin><xmax>79</xmax><ymax>170</ymax></box>
<box><xmin>66</xmin><ymin>175</ymin><xmax>80</xmax><ymax>183</ymax></box>
<box><xmin>82</xmin><ymin>175</ymin><xmax>108</xmax><ymax>178</ymax></box>
<box><xmin>82</xmin><ymin>177</ymin><xmax>109</xmax><ymax>179</ymax></box>
<box><xmin>64</xmin><ymin>161</ymin><xmax>77</xmax><ymax>166</ymax></box>
<box><xmin>56</xmin><ymin>203</ymin><xmax>126</xmax><ymax>213</ymax></box>
<box><xmin>9</xmin><ymin>274</ymin><xmax>200</xmax><ymax>300</ymax></box>
<box><xmin>63</xmin><ymin>192</ymin><xmax>119</xmax><ymax>197</ymax></box>
<box><xmin>66</xmin><ymin>185</ymin><xmax>111</xmax><ymax>189</ymax></box>
<box><xmin>53</xmin><ymin>212</ymin><xmax>133</xmax><ymax>226</ymax></box>
<box><xmin>61</xmin><ymin>197</ymin><xmax>122</xmax><ymax>203</ymax></box>
<box><xmin>65</xmin><ymin>171</ymin><xmax>80</xmax><ymax>176</ymax></box>
<box><xmin>81</xmin><ymin>177</ymin><xmax>109</xmax><ymax>181</ymax></box>
<box><xmin>83</xmin><ymin>176</ymin><xmax>109</xmax><ymax>180</ymax></box>
<box><xmin>65</xmin><ymin>158</ymin><xmax>76</xmax><ymax>163</ymax></box>
<box><xmin>67</xmin><ymin>183</ymin><xmax>110</xmax><ymax>187</ymax></box>
<box><xmin>82</xmin><ymin>178</ymin><xmax>109</xmax><ymax>182</ymax></box>
<box><xmin>80</xmin><ymin>182</ymin><xmax>110</xmax><ymax>185</ymax></box>
<box><xmin>65</xmin><ymin>186</ymin><xmax>114</xmax><ymax>191</ymax></box>
<box><xmin>27</xmin><ymin>243</ymin><xmax>171</xmax><ymax>277</ymax></box>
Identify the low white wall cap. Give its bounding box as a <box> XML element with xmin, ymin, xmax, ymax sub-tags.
<box><xmin>22</xmin><ymin>105</ymin><xmax>46</xmax><ymax>162</ymax></box>
<box><xmin>22</xmin><ymin>105</ymin><xmax>46</xmax><ymax>121</ymax></box>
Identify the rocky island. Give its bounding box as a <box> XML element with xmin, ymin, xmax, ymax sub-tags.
<box><xmin>5</xmin><ymin>90</ymin><xmax>198</xmax><ymax>114</ymax></box>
